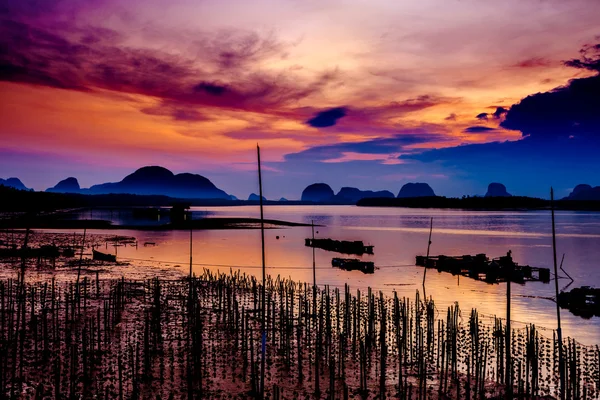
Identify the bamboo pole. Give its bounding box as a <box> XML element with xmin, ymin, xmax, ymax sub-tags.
<box><xmin>422</xmin><ymin>217</ymin><xmax>433</xmax><ymax>288</ymax></box>
<box><xmin>257</xmin><ymin>144</ymin><xmax>267</xmax><ymax>399</ymax></box>
<box><xmin>551</xmin><ymin>187</ymin><xmax>565</xmax><ymax>399</ymax></box>
<box><xmin>506</xmin><ymin>260</ymin><xmax>512</xmax><ymax>399</ymax></box>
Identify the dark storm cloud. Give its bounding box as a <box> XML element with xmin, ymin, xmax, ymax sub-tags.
<box><xmin>301</xmin><ymin>95</ymin><xmax>455</xmax><ymax>130</ymax></box>
<box><xmin>193</xmin><ymin>82</ymin><xmax>228</xmax><ymax>96</ymax></box>
<box><xmin>285</xmin><ymin>132</ymin><xmax>445</xmax><ymax>162</ymax></box>
<box><xmin>500</xmin><ymin>43</ymin><xmax>600</xmax><ymax>139</ymax></box>
<box><xmin>476</xmin><ymin>113</ymin><xmax>489</xmax><ymax>121</ymax></box>
<box><xmin>492</xmin><ymin>107</ymin><xmax>508</xmax><ymax>119</ymax></box>
<box><xmin>306</xmin><ymin>107</ymin><xmax>348</xmax><ymax>128</ymax></box>
<box><xmin>563</xmin><ymin>43</ymin><xmax>600</xmax><ymax>72</ymax></box>
<box><xmin>0</xmin><ymin>14</ymin><xmax>339</xmax><ymax>120</ymax></box>
<box><xmin>465</xmin><ymin>126</ymin><xmax>495</xmax><ymax>133</ymax></box>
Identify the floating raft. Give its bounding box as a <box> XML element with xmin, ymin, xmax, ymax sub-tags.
<box><xmin>92</xmin><ymin>249</ymin><xmax>117</xmax><ymax>262</ymax></box>
<box><xmin>305</xmin><ymin>238</ymin><xmax>374</xmax><ymax>255</ymax></box>
<box><xmin>415</xmin><ymin>251</ymin><xmax>550</xmax><ymax>284</ymax></box>
<box><xmin>332</xmin><ymin>258</ymin><xmax>375</xmax><ymax>274</ymax></box>
<box><xmin>558</xmin><ymin>286</ymin><xmax>600</xmax><ymax>319</ymax></box>
<box><xmin>0</xmin><ymin>245</ymin><xmax>61</xmax><ymax>259</ymax></box>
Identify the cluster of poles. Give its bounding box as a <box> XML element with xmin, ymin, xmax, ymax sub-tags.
<box><xmin>0</xmin><ymin>270</ymin><xmax>599</xmax><ymax>398</ymax></box>
<box><xmin>0</xmin><ymin>146</ymin><xmax>598</xmax><ymax>398</ymax></box>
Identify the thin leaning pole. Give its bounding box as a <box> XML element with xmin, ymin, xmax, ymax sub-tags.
<box><xmin>189</xmin><ymin>226</ymin><xmax>193</xmax><ymax>279</ymax></box>
<box><xmin>551</xmin><ymin>188</ymin><xmax>565</xmax><ymax>399</ymax></box>
<box><xmin>422</xmin><ymin>217</ymin><xmax>433</xmax><ymax>287</ymax></box>
<box><xmin>257</xmin><ymin>144</ymin><xmax>267</xmax><ymax>399</ymax></box>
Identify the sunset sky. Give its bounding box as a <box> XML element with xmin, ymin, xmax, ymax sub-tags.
<box><xmin>1</xmin><ymin>0</ymin><xmax>599</xmax><ymax>199</ymax></box>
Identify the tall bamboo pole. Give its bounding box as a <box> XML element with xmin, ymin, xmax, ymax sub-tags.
<box><xmin>257</xmin><ymin>145</ymin><xmax>267</xmax><ymax>399</ymax></box>
<box><xmin>312</xmin><ymin>220</ymin><xmax>316</xmax><ymax>291</ymax></box>
<box><xmin>189</xmin><ymin>227</ymin><xmax>193</xmax><ymax>279</ymax></box>
<box><xmin>551</xmin><ymin>188</ymin><xmax>565</xmax><ymax>399</ymax></box>
<box><xmin>506</xmin><ymin>263</ymin><xmax>512</xmax><ymax>399</ymax></box>
<box><xmin>422</xmin><ymin>217</ymin><xmax>433</xmax><ymax>287</ymax></box>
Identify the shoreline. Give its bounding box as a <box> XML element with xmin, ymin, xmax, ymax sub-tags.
<box><xmin>0</xmin><ymin>217</ymin><xmax>318</xmax><ymax>231</ymax></box>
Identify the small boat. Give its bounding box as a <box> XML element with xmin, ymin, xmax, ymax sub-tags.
<box><xmin>332</xmin><ymin>258</ymin><xmax>375</xmax><ymax>274</ymax></box>
<box><xmin>306</xmin><ymin>238</ymin><xmax>374</xmax><ymax>255</ymax></box>
<box><xmin>93</xmin><ymin>249</ymin><xmax>116</xmax><ymax>262</ymax></box>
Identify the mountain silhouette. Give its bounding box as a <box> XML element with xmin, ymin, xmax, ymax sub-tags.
<box><xmin>485</xmin><ymin>183</ymin><xmax>512</xmax><ymax>197</ymax></box>
<box><xmin>248</xmin><ymin>193</ymin><xmax>267</xmax><ymax>201</ymax></box>
<box><xmin>46</xmin><ymin>177</ymin><xmax>81</xmax><ymax>193</ymax></box>
<box><xmin>397</xmin><ymin>183</ymin><xmax>435</xmax><ymax>198</ymax></box>
<box><xmin>301</xmin><ymin>183</ymin><xmax>334</xmax><ymax>202</ymax></box>
<box><xmin>0</xmin><ymin>178</ymin><xmax>29</xmax><ymax>191</ymax></box>
<box><xmin>86</xmin><ymin>166</ymin><xmax>230</xmax><ymax>199</ymax></box>
<box><xmin>565</xmin><ymin>184</ymin><xmax>600</xmax><ymax>200</ymax></box>
<box><xmin>334</xmin><ymin>187</ymin><xmax>394</xmax><ymax>203</ymax></box>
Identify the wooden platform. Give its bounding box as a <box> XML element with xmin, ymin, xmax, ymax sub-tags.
<box><xmin>416</xmin><ymin>251</ymin><xmax>550</xmax><ymax>284</ymax></box>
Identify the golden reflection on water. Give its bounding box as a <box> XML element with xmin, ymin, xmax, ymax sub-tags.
<box><xmin>72</xmin><ymin>206</ymin><xmax>600</xmax><ymax>345</ymax></box>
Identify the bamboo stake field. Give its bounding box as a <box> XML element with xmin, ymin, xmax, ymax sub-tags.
<box><xmin>0</xmin><ymin>269</ymin><xmax>598</xmax><ymax>399</ymax></box>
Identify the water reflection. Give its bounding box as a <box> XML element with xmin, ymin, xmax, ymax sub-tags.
<box><xmin>66</xmin><ymin>205</ymin><xmax>599</xmax><ymax>344</ymax></box>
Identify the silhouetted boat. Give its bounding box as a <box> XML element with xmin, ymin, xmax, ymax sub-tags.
<box><xmin>415</xmin><ymin>251</ymin><xmax>550</xmax><ymax>284</ymax></box>
<box><xmin>332</xmin><ymin>258</ymin><xmax>375</xmax><ymax>274</ymax></box>
<box><xmin>305</xmin><ymin>238</ymin><xmax>374</xmax><ymax>255</ymax></box>
<box><xmin>558</xmin><ymin>286</ymin><xmax>600</xmax><ymax>318</ymax></box>
<box><xmin>93</xmin><ymin>249</ymin><xmax>116</xmax><ymax>262</ymax></box>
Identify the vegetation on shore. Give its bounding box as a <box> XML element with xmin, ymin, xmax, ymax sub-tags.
<box><xmin>357</xmin><ymin>195</ymin><xmax>600</xmax><ymax>211</ymax></box>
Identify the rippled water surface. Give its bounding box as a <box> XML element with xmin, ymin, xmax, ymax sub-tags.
<box><xmin>78</xmin><ymin>206</ymin><xmax>600</xmax><ymax>344</ymax></box>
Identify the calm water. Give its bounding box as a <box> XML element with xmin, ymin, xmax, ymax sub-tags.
<box><xmin>82</xmin><ymin>205</ymin><xmax>599</xmax><ymax>344</ymax></box>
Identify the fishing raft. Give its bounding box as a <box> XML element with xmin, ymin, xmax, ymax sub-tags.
<box><xmin>558</xmin><ymin>286</ymin><xmax>600</xmax><ymax>318</ymax></box>
<box><xmin>332</xmin><ymin>258</ymin><xmax>375</xmax><ymax>274</ymax></box>
<box><xmin>416</xmin><ymin>251</ymin><xmax>550</xmax><ymax>284</ymax></box>
<box><xmin>92</xmin><ymin>249</ymin><xmax>117</xmax><ymax>262</ymax></box>
<box><xmin>305</xmin><ymin>238</ymin><xmax>374</xmax><ymax>255</ymax></box>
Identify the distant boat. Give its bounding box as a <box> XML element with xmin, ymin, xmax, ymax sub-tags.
<box><xmin>306</xmin><ymin>238</ymin><xmax>374</xmax><ymax>255</ymax></box>
<box><xmin>93</xmin><ymin>249</ymin><xmax>116</xmax><ymax>262</ymax></box>
<box><xmin>332</xmin><ymin>258</ymin><xmax>375</xmax><ymax>274</ymax></box>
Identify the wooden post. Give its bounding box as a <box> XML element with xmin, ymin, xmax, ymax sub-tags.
<box><xmin>257</xmin><ymin>144</ymin><xmax>267</xmax><ymax>399</ymax></box>
<box><xmin>506</xmin><ymin>257</ymin><xmax>512</xmax><ymax>399</ymax></box>
<box><xmin>551</xmin><ymin>188</ymin><xmax>565</xmax><ymax>400</ymax></box>
<box><xmin>312</xmin><ymin>220</ymin><xmax>316</xmax><ymax>293</ymax></box>
<box><xmin>422</xmin><ymin>217</ymin><xmax>433</xmax><ymax>287</ymax></box>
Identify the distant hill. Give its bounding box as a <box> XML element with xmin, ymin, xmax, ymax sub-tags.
<box><xmin>564</xmin><ymin>184</ymin><xmax>600</xmax><ymax>201</ymax></box>
<box><xmin>46</xmin><ymin>177</ymin><xmax>81</xmax><ymax>193</ymax></box>
<box><xmin>301</xmin><ymin>183</ymin><xmax>334</xmax><ymax>202</ymax></box>
<box><xmin>485</xmin><ymin>183</ymin><xmax>512</xmax><ymax>197</ymax></box>
<box><xmin>334</xmin><ymin>187</ymin><xmax>394</xmax><ymax>203</ymax></box>
<box><xmin>397</xmin><ymin>183</ymin><xmax>435</xmax><ymax>198</ymax></box>
<box><xmin>86</xmin><ymin>166</ymin><xmax>230</xmax><ymax>199</ymax></box>
<box><xmin>0</xmin><ymin>177</ymin><xmax>29</xmax><ymax>191</ymax></box>
<box><xmin>248</xmin><ymin>193</ymin><xmax>267</xmax><ymax>201</ymax></box>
